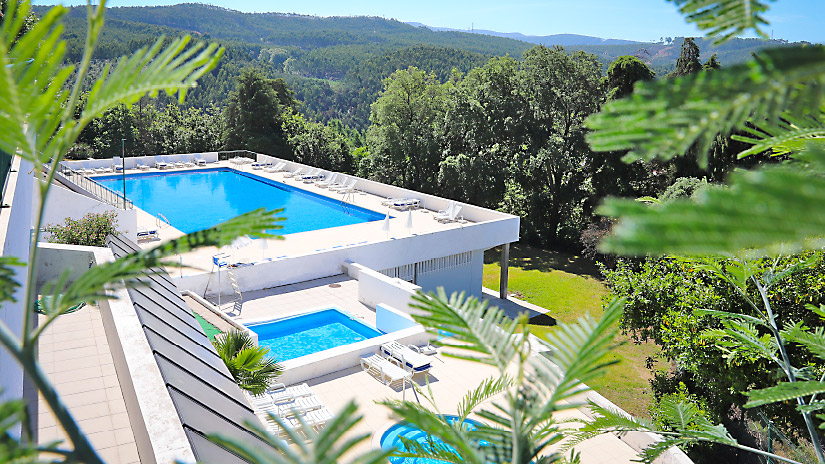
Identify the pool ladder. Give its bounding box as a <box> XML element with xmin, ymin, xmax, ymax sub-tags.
<box><xmin>227</xmin><ymin>266</ymin><xmax>243</xmax><ymax>316</ymax></box>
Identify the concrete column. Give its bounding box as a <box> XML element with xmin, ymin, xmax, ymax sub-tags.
<box><xmin>499</xmin><ymin>243</ymin><xmax>510</xmax><ymax>300</ymax></box>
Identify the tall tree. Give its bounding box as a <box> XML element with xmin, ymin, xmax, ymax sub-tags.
<box><xmin>671</xmin><ymin>37</ymin><xmax>702</xmax><ymax>76</ymax></box>
<box><xmin>516</xmin><ymin>46</ymin><xmax>603</xmax><ymax>245</ymax></box>
<box><xmin>223</xmin><ymin>68</ymin><xmax>295</xmax><ymax>156</ymax></box>
<box><xmin>439</xmin><ymin>57</ymin><xmax>526</xmax><ymax>208</ymax></box>
<box><xmin>366</xmin><ymin>67</ymin><xmax>446</xmax><ymax>192</ymax></box>
<box><xmin>604</xmin><ymin>55</ymin><xmax>656</xmax><ymax>100</ymax></box>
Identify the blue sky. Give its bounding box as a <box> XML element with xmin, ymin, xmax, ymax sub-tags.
<box><xmin>35</xmin><ymin>0</ymin><xmax>825</xmax><ymax>43</ymax></box>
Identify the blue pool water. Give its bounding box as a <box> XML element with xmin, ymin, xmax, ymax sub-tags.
<box><xmin>380</xmin><ymin>416</ymin><xmax>483</xmax><ymax>464</ymax></box>
<box><xmin>246</xmin><ymin>309</ymin><xmax>384</xmax><ymax>361</ymax></box>
<box><xmin>94</xmin><ymin>168</ymin><xmax>384</xmax><ymax>235</ymax></box>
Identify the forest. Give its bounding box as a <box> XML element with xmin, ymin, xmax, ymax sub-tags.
<box><xmin>41</xmin><ymin>3</ymin><xmax>796</xmax><ymax>129</ymax></box>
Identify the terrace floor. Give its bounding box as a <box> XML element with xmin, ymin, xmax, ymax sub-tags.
<box><xmin>303</xmin><ymin>349</ymin><xmax>639</xmax><ymax>463</ymax></box>
<box><xmin>36</xmin><ymin>305</ymin><xmax>139</xmax><ymax>463</ymax></box>
<box><xmin>113</xmin><ymin>161</ymin><xmax>472</xmax><ymax>277</ymax></box>
<box><xmin>209</xmin><ymin>274</ymin><xmax>374</xmax><ymax>326</ymax></box>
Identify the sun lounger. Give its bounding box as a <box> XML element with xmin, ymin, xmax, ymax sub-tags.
<box><xmin>433</xmin><ymin>202</ymin><xmax>462</xmax><ymax>223</ymax></box>
<box><xmin>276</xmin><ymin>395</ymin><xmax>324</xmax><ymax>417</ymax></box>
<box><xmin>268</xmin><ymin>382</ymin><xmax>314</xmax><ymax>403</ymax></box>
<box><xmin>264</xmin><ymin>161</ymin><xmax>286</xmax><ymax>173</ymax></box>
<box><xmin>381</xmin><ymin>197</ymin><xmax>408</xmax><ymax>206</ymax></box>
<box><xmin>195</xmin><ymin>157</ymin><xmax>207</xmax><ymax>166</ymax></box>
<box><xmin>298</xmin><ymin>169</ymin><xmax>321</xmax><ymax>181</ymax></box>
<box><xmin>380</xmin><ymin>341</ymin><xmax>432</xmax><ymax>374</ymax></box>
<box><xmin>136</xmin><ymin>226</ymin><xmax>159</xmax><ymax>241</ymax></box>
<box><xmin>303</xmin><ymin>172</ymin><xmax>325</xmax><ymax>183</ymax></box>
<box><xmin>390</xmin><ymin>198</ymin><xmax>420</xmax><ymax>211</ymax></box>
<box><xmin>154</xmin><ymin>161</ymin><xmax>169</xmax><ymax>170</ymax></box>
<box><xmin>316</xmin><ymin>173</ymin><xmax>337</xmax><ymax>188</ymax></box>
<box><xmin>284</xmin><ymin>167</ymin><xmax>305</xmax><ymax>178</ymax></box>
<box><xmin>137</xmin><ymin>163</ymin><xmax>150</xmax><ymax>170</ymax></box>
<box><xmin>360</xmin><ymin>354</ymin><xmax>411</xmax><ymax>385</ymax></box>
<box><xmin>409</xmin><ymin>343</ymin><xmax>438</xmax><ymax>355</ymax></box>
<box><xmin>251</xmin><ymin>162</ymin><xmax>263</xmax><ymax>170</ymax></box>
<box><xmin>330</xmin><ymin>179</ymin><xmax>357</xmax><ymax>193</ymax></box>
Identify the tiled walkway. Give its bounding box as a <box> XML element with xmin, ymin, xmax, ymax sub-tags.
<box><xmin>37</xmin><ymin>305</ymin><xmax>139</xmax><ymax>463</ymax></box>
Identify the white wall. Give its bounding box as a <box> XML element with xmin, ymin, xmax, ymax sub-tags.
<box><xmin>176</xmin><ymin>217</ymin><xmax>517</xmax><ymax>299</ymax></box>
<box><xmin>376</xmin><ymin>303</ymin><xmax>418</xmax><ymax>333</ymax></box>
<box><xmin>345</xmin><ymin>262</ymin><xmax>421</xmax><ymax>313</ymax></box>
<box><xmin>38</xmin><ymin>181</ymin><xmax>138</xmax><ymax>242</ymax></box>
<box><xmin>0</xmin><ymin>157</ymin><xmax>34</xmax><ymax>431</ymax></box>
<box><xmin>415</xmin><ymin>250</ymin><xmax>484</xmax><ymax>299</ymax></box>
<box><xmin>61</xmin><ymin>152</ymin><xmax>219</xmax><ymax>170</ymax></box>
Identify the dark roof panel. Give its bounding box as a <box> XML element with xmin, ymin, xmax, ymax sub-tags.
<box><xmin>106</xmin><ymin>234</ymin><xmax>273</xmax><ymax>462</ymax></box>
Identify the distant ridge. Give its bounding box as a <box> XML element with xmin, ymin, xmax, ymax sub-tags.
<box><xmin>406</xmin><ymin>22</ymin><xmax>642</xmax><ymax>46</ymax></box>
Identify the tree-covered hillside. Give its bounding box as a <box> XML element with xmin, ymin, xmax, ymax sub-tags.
<box><xmin>42</xmin><ymin>3</ymin><xmax>799</xmax><ymax>127</ymax></box>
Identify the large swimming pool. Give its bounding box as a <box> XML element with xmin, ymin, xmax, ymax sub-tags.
<box><xmin>94</xmin><ymin>168</ymin><xmax>384</xmax><ymax>235</ymax></box>
<box><xmin>245</xmin><ymin>308</ymin><xmax>384</xmax><ymax>361</ymax></box>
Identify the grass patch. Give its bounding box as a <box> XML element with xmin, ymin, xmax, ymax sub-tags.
<box><xmin>484</xmin><ymin>244</ymin><xmax>661</xmax><ymax>417</ymax></box>
<box><xmin>192</xmin><ymin>311</ymin><xmax>222</xmax><ymax>341</ymax></box>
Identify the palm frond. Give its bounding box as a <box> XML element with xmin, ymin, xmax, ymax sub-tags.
<box><xmin>562</xmin><ymin>400</ymin><xmax>654</xmax><ymax>452</ymax></box>
<box><xmin>456</xmin><ymin>375</ymin><xmax>512</xmax><ymax>422</ymax></box>
<box><xmin>409</xmin><ymin>289</ymin><xmax>527</xmax><ymax>371</ymax></box>
<box><xmin>586</xmin><ymin>46</ymin><xmax>825</xmax><ymax>167</ymax></box>
<box><xmin>598</xmin><ymin>146</ymin><xmax>825</xmax><ymax>256</ymax></box>
<box><xmin>529</xmin><ymin>297</ymin><xmax>623</xmax><ymax>408</ymax></box>
<box><xmin>745</xmin><ymin>381</ymin><xmax>825</xmax><ymax>408</ymax></box>
<box><xmin>668</xmin><ymin>0</ymin><xmax>772</xmax><ymax>43</ymax></box>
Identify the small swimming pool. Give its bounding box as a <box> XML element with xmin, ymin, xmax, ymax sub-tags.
<box><xmin>380</xmin><ymin>416</ymin><xmax>483</xmax><ymax>464</ymax></box>
<box><xmin>93</xmin><ymin>168</ymin><xmax>384</xmax><ymax>235</ymax></box>
<box><xmin>245</xmin><ymin>308</ymin><xmax>384</xmax><ymax>361</ymax></box>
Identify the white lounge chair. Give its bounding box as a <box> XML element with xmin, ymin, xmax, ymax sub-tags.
<box><xmin>264</xmin><ymin>161</ymin><xmax>286</xmax><ymax>173</ymax></box>
<box><xmin>381</xmin><ymin>197</ymin><xmax>408</xmax><ymax>206</ymax></box>
<box><xmin>389</xmin><ymin>198</ymin><xmax>420</xmax><ymax>211</ymax></box>
<box><xmin>137</xmin><ymin>162</ymin><xmax>150</xmax><ymax>170</ymax></box>
<box><xmin>284</xmin><ymin>167</ymin><xmax>305</xmax><ymax>178</ymax></box>
<box><xmin>299</xmin><ymin>169</ymin><xmax>321</xmax><ymax>181</ymax></box>
<box><xmin>433</xmin><ymin>202</ymin><xmax>462</xmax><ymax>223</ymax></box>
<box><xmin>316</xmin><ymin>173</ymin><xmax>337</xmax><ymax>188</ymax></box>
<box><xmin>154</xmin><ymin>160</ymin><xmax>169</xmax><ymax>170</ymax></box>
<box><xmin>276</xmin><ymin>396</ymin><xmax>324</xmax><ymax>417</ymax></box>
<box><xmin>327</xmin><ymin>177</ymin><xmax>348</xmax><ymax>190</ymax></box>
<box><xmin>360</xmin><ymin>354</ymin><xmax>411</xmax><ymax>385</ymax></box>
<box><xmin>195</xmin><ymin>157</ymin><xmax>207</xmax><ymax>166</ymax></box>
<box><xmin>409</xmin><ymin>343</ymin><xmax>438</xmax><ymax>355</ymax></box>
<box><xmin>268</xmin><ymin>382</ymin><xmax>314</xmax><ymax>403</ymax></box>
<box><xmin>136</xmin><ymin>226</ymin><xmax>159</xmax><ymax>241</ymax></box>
<box><xmin>184</xmin><ymin>157</ymin><xmax>196</xmax><ymax>167</ymax></box>
<box><xmin>380</xmin><ymin>341</ymin><xmax>432</xmax><ymax>374</ymax></box>
<box><xmin>330</xmin><ymin>179</ymin><xmax>356</xmax><ymax>193</ymax></box>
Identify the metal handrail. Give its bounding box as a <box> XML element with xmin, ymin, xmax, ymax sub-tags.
<box><xmin>56</xmin><ymin>164</ymin><xmax>133</xmax><ymax>210</ymax></box>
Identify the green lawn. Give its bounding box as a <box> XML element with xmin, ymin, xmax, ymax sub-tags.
<box><xmin>483</xmin><ymin>244</ymin><xmax>661</xmax><ymax>417</ymax></box>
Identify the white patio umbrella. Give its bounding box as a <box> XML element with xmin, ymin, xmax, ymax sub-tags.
<box><xmin>381</xmin><ymin>211</ymin><xmax>390</xmax><ymax>238</ymax></box>
<box><xmin>405</xmin><ymin>210</ymin><xmax>413</xmax><ymax>235</ymax></box>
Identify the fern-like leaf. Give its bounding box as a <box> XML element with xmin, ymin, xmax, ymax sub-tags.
<box><xmin>409</xmin><ymin>289</ymin><xmax>527</xmax><ymax>371</ymax></box>
<box><xmin>745</xmin><ymin>381</ymin><xmax>825</xmax><ymax>408</ymax></box>
<box><xmin>587</xmin><ymin>46</ymin><xmax>825</xmax><ymax>166</ymax></box>
<box><xmin>598</xmin><ymin>146</ymin><xmax>825</xmax><ymax>256</ymax></box>
<box><xmin>668</xmin><ymin>0</ymin><xmax>772</xmax><ymax>43</ymax></box>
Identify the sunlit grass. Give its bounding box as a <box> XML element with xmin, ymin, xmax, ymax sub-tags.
<box><xmin>483</xmin><ymin>244</ymin><xmax>663</xmax><ymax>417</ymax></box>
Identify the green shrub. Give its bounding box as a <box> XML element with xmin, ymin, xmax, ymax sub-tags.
<box><xmin>44</xmin><ymin>211</ymin><xmax>118</xmax><ymax>247</ymax></box>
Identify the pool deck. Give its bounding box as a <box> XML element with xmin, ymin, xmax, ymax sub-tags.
<box><xmin>103</xmin><ymin>161</ymin><xmax>473</xmax><ymax>277</ymax></box>
<box><xmin>303</xmin><ymin>350</ymin><xmax>640</xmax><ymax>463</ymax></box>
